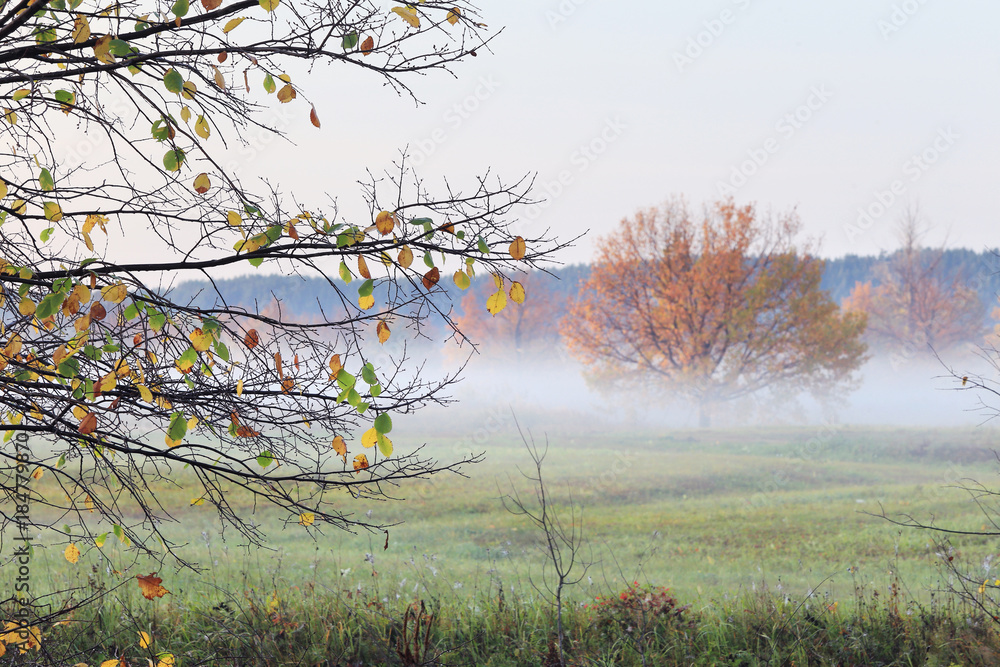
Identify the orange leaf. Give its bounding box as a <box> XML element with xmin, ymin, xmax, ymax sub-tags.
<box><xmin>90</xmin><ymin>301</ymin><xmax>107</xmax><ymax>321</ymax></box>
<box><xmin>276</xmin><ymin>84</ymin><xmax>296</xmax><ymax>103</ymax></box>
<box><xmin>274</xmin><ymin>351</ymin><xmax>283</xmax><ymax>378</ymax></box>
<box><xmin>309</xmin><ymin>107</ymin><xmax>320</xmax><ymax>128</ymax></box>
<box><xmin>375</xmin><ymin>210</ymin><xmax>395</xmax><ymax>236</ymax></box>
<box><xmin>202</xmin><ymin>0</ymin><xmax>222</xmax><ymax>10</ymax></box>
<box><xmin>509</xmin><ymin>236</ymin><xmax>526</xmax><ymax>260</ymax></box>
<box><xmin>422</xmin><ymin>267</ymin><xmax>440</xmax><ymax>290</ymax></box>
<box><xmin>78</xmin><ymin>412</ymin><xmax>97</xmax><ymax>435</ymax></box>
<box><xmin>353</xmin><ymin>453</ymin><xmax>369</xmax><ymax>472</ymax></box>
<box><xmin>332</xmin><ymin>435</ymin><xmax>347</xmax><ymax>461</ymax></box>
<box><xmin>358</xmin><ymin>255</ymin><xmax>371</xmax><ymax>279</ymax></box>
<box><xmin>397</xmin><ymin>245</ymin><xmax>413</xmax><ymax>268</ymax></box>
<box><xmin>64</xmin><ymin>543</ymin><xmax>80</xmax><ymax>564</ymax></box>
<box><xmin>244</xmin><ymin>329</ymin><xmax>260</xmax><ymax>349</ymax></box>
<box><xmin>328</xmin><ymin>353</ymin><xmax>342</xmax><ymax>376</ymax></box>
<box><xmin>280</xmin><ymin>378</ymin><xmax>294</xmax><ymax>393</ymax></box>
<box><xmin>136</xmin><ymin>573</ymin><xmax>170</xmax><ymax>600</ymax></box>
<box><xmin>447</xmin><ymin>7</ymin><xmax>460</xmax><ymax>24</ymax></box>
<box><xmin>376</xmin><ymin>320</ymin><xmax>390</xmax><ymax>344</ymax></box>
<box><xmin>360</xmin><ymin>35</ymin><xmax>374</xmax><ymax>55</ymax></box>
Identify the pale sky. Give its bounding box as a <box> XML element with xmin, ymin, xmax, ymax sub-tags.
<box><xmin>237</xmin><ymin>0</ymin><xmax>1000</xmax><ymax>267</ymax></box>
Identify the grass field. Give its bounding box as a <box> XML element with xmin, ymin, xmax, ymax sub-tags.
<box><xmin>6</xmin><ymin>422</ymin><xmax>1000</xmax><ymax>664</ymax></box>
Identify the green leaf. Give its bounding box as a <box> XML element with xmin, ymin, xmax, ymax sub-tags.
<box><xmin>369</xmin><ymin>384</ymin><xmax>382</xmax><ymax>397</ymax></box>
<box><xmin>171</xmin><ymin>0</ymin><xmax>188</xmax><ymax>17</ymax></box>
<box><xmin>409</xmin><ymin>217</ymin><xmax>433</xmax><ymax>225</ymax></box>
<box><xmin>335</xmin><ymin>369</ymin><xmax>356</xmax><ymax>391</ymax></box>
<box><xmin>346</xmin><ymin>387</ymin><xmax>361</xmax><ymax>406</ymax></box>
<box><xmin>176</xmin><ymin>346</ymin><xmax>198</xmax><ymax>368</ymax></box>
<box><xmin>163</xmin><ymin>68</ymin><xmax>184</xmax><ymax>94</ymax></box>
<box><xmin>355</xmin><ymin>402</ymin><xmax>369</xmax><ymax>414</ymax></box>
<box><xmin>423</xmin><ymin>253</ymin><xmax>435</xmax><ymax>269</ymax></box>
<box><xmin>112</xmin><ymin>524</ymin><xmax>123</xmax><ymax>540</ymax></box>
<box><xmin>168</xmin><ymin>412</ymin><xmax>187</xmax><ymax>441</ymax></box>
<box><xmin>53</xmin><ymin>89</ymin><xmax>73</xmax><ymax>104</ymax></box>
<box><xmin>163</xmin><ymin>148</ymin><xmax>185</xmax><ymax>171</ymax></box>
<box><xmin>247</xmin><ymin>257</ymin><xmax>263</xmax><ymax>268</ymax></box>
<box><xmin>95</xmin><ymin>533</ymin><xmax>108</xmax><ymax>548</ymax></box>
<box><xmin>477</xmin><ymin>237</ymin><xmax>490</xmax><ymax>254</ymax></box>
<box><xmin>373</xmin><ymin>412</ymin><xmax>392</xmax><ymax>434</ymax></box>
<box><xmin>377</xmin><ymin>432</ymin><xmax>393</xmax><ymax>457</ymax></box>
<box><xmin>35</xmin><ymin>292</ymin><xmax>65</xmax><ymax>319</ymax></box>
<box><xmin>57</xmin><ymin>453</ymin><xmax>66</xmax><ymax>468</ymax></box>
<box><xmin>109</xmin><ymin>39</ymin><xmax>136</xmax><ymax>56</ymax></box>
<box><xmin>358</xmin><ymin>279</ymin><xmax>374</xmax><ymax>298</ymax></box>
<box><xmin>123</xmin><ymin>302</ymin><xmax>139</xmax><ymax>320</ymax></box>
<box><xmin>58</xmin><ymin>357</ymin><xmax>80</xmax><ymax>379</ymax></box>
<box><xmin>263</xmin><ymin>73</ymin><xmax>276</xmax><ymax>94</ymax></box>
<box><xmin>339</xmin><ymin>260</ymin><xmax>352</xmax><ymax>284</ymax></box>
<box><xmin>257</xmin><ymin>450</ymin><xmax>273</xmax><ymax>467</ymax></box>
<box><xmin>213</xmin><ymin>341</ymin><xmax>230</xmax><ymax>362</ymax></box>
<box><xmin>341</xmin><ymin>32</ymin><xmax>358</xmax><ymax>49</ymax></box>
<box><xmin>39</xmin><ymin>168</ymin><xmax>54</xmax><ymax>191</ymax></box>
<box><xmin>40</xmin><ymin>227</ymin><xmax>54</xmax><ymax>242</ymax></box>
<box><xmin>149</xmin><ymin>311</ymin><xmax>167</xmax><ymax>331</ymax></box>
<box><xmin>361</xmin><ymin>363</ymin><xmax>377</xmax><ymax>385</ymax></box>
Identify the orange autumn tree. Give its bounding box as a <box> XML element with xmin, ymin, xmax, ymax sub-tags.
<box><xmin>842</xmin><ymin>213</ymin><xmax>985</xmax><ymax>357</ymax></box>
<box><xmin>563</xmin><ymin>198</ymin><xmax>868</xmax><ymax>426</ymax></box>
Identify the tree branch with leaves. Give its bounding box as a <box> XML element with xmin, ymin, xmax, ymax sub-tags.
<box><xmin>0</xmin><ymin>0</ymin><xmax>568</xmax><ymax>590</ymax></box>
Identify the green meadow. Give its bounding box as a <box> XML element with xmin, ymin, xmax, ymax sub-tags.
<box><xmin>6</xmin><ymin>424</ymin><xmax>1000</xmax><ymax>664</ymax></box>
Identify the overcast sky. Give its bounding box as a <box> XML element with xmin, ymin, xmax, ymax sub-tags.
<box><xmin>241</xmin><ymin>0</ymin><xmax>999</xmax><ymax>267</ymax></box>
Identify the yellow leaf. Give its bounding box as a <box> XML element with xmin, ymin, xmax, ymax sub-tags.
<box><xmin>453</xmin><ymin>270</ymin><xmax>470</xmax><ymax>290</ymax></box>
<box><xmin>18</xmin><ymin>297</ymin><xmax>36</xmax><ymax>317</ymax></box>
<box><xmin>31</xmin><ymin>467</ymin><xmax>43</xmax><ymax>480</ymax></box>
<box><xmin>509</xmin><ymin>236</ymin><xmax>526</xmax><ymax>260</ymax></box>
<box><xmin>236</xmin><ymin>379</ymin><xmax>244</xmax><ymax>396</ymax></box>
<box><xmin>391</xmin><ymin>5</ymin><xmax>420</xmax><ymax>27</ymax></box>
<box><xmin>397</xmin><ymin>245</ymin><xmax>413</xmax><ymax>268</ymax></box>
<box><xmin>486</xmin><ymin>289</ymin><xmax>507</xmax><ymax>316</ymax></box>
<box><xmin>193</xmin><ymin>172</ymin><xmax>211</xmax><ymax>194</ymax></box>
<box><xmin>447</xmin><ymin>7</ymin><xmax>460</xmax><ymax>24</ymax></box>
<box><xmin>376</xmin><ymin>320</ymin><xmax>390</xmax><ymax>344</ymax></box>
<box><xmin>277</xmin><ymin>73</ymin><xmax>291</xmax><ymax>83</ymax></box>
<box><xmin>94</xmin><ymin>34</ymin><xmax>114</xmax><ymax>64</ymax></box>
<box><xmin>492</xmin><ymin>273</ymin><xmax>503</xmax><ymax>290</ymax></box>
<box><xmin>0</xmin><ymin>178</ymin><xmax>6</xmax><ymax>199</ymax></box>
<box><xmin>222</xmin><ymin>17</ymin><xmax>244</xmax><ymax>32</ymax></box>
<box><xmin>101</xmin><ymin>283</ymin><xmax>128</xmax><ymax>304</ymax></box>
<box><xmin>358</xmin><ymin>294</ymin><xmax>375</xmax><ymax>310</ymax></box>
<box><xmin>44</xmin><ymin>201</ymin><xmax>63</xmax><ymax>221</ymax></box>
<box><xmin>186</xmin><ymin>415</ymin><xmax>199</xmax><ymax>430</ymax></box>
<box><xmin>156</xmin><ymin>653</ymin><xmax>175</xmax><ymax>667</ymax></box>
<box><xmin>298</xmin><ymin>512</ymin><xmax>314</xmax><ymax>526</ymax></box>
<box><xmin>510</xmin><ymin>281</ymin><xmax>525</xmax><ymax>304</ymax></box>
<box><xmin>190</xmin><ymin>497</ymin><xmax>205</xmax><ymax>506</ymax></box>
<box><xmin>362</xmin><ymin>427</ymin><xmax>378</xmax><ymax>448</ymax></box>
<box><xmin>195</xmin><ymin>115</ymin><xmax>210</xmax><ymax>139</ymax></box>
<box><xmin>85</xmin><ymin>494</ymin><xmax>95</xmax><ymax>512</ymax></box>
<box><xmin>72</xmin><ymin>14</ymin><xmax>91</xmax><ymax>42</ymax></box>
<box><xmin>11</xmin><ymin>198</ymin><xmax>26</xmax><ymax>214</ymax></box>
<box><xmin>212</xmin><ymin>65</ymin><xmax>225</xmax><ymax>89</ymax></box>
<box><xmin>181</xmin><ymin>105</ymin><xmax>191</xmax><ymax>122</ymax></box>
<box><xmin>138</xmin><ymin>631</ymin><xmax>151</xmax><ymax>649</ymax></box>
<box><xmin>182</xmin><ymin>81</ymin><xmax>197</xmax><ymax>100</ymax></box>
<box><xmin>137</xmin><ymin>385</ymin><xmax>153</xmax><ymax>403</ymax></box>
<box><xmin>259</xmin><ymin>0</ymin><xmax>279</xmax><ymax>10</ymax></box>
